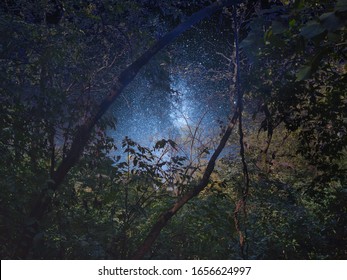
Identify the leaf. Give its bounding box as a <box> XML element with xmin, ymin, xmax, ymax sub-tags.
<box><xmin>289</xmin><ymin>19</ymin><xmax>296</xmax><ymax>28</ymax></box>
<box><xmin>124</xmin><ymin>147</ymin><xmax>135</xmax><ymax>154</ymax></box>
<box><xmin>202</xmin><ymin>147</ymin><xmax>210</xmax><ymax>155</ymax></box>
<box><xmin>297</xmin><ymin>47</ymin><xmax>332</xmax><ymax>81</ymax></box>
<box><xmin>296</xmin><ymin>66</ymin><xmax>312</xmax><ymax>81</ymax></box>
<box><xmin>300</xmin><ymin>21</ymin><xmax>325</xmax><ymax>39</ymax></box>
<box><xmin>167</xmin><ymin>139</ymin><xmax>177</xmax><ymax>150</ymax></box>
<box><xmin>154</xmin><ymin>139</ymin><xmax>167</xmax><ymax>150</ymax></box>
<box><xmin>319</xmin><ymin>12</ymin><xmax>345</xmax><ymax>32</ymax></box>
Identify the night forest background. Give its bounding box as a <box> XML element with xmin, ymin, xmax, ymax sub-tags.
<box><xmin>0</xmin><ymin>0</ymin><xmax>346</xmax><ymax>260</ymax></box>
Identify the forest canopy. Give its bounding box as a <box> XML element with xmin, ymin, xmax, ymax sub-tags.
<box><xmin>0</xmin><ymin>0</ymin><xmax>346</xmax><ymax>259</ymax></box>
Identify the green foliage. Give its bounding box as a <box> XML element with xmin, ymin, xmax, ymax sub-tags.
<box><xmin>235</xmin><ymin>0</ymin><xmax>346</xmax><ymax>259</ymax></box>
<box><xmin>0</xmin><ymin>0</ymin><xmax>346</xmax><ymax>260</ymax></box>
<box><xmin>152</xmin><ymin>193</ymin><xmax>236</xmax><ymax>259</ymax></box>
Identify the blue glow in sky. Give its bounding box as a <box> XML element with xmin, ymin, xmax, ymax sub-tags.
<box><xmin>109</xmin><ymin>71</ymin><xmax>230</xmax><ymax>152</ymax></box>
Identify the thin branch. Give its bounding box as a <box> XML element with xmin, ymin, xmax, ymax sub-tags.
<box><xmin>216</xmin><ymin>51</ymin><xmax>232</xmax><ymax>63</ymax></box>
<box><xmin>232</xmin><ymin>3</ymin><xmax>250</xmax><ymax>260</ymax></box>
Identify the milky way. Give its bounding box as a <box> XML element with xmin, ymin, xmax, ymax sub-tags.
<box><xmin>109</xmin><ymin>19</ymin><xmax>233</xmax><ymax>150</ymax></box>
<box><xmin>109</xmin><ymin>72</ymin><xmax>230</xmax><ymax>149</ymax></box>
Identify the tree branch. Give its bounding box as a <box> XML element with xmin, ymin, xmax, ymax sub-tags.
<box><xmin>232</xmin><ymin>4</ymin><xmax>250</xmax><ymax>259</ymax></box>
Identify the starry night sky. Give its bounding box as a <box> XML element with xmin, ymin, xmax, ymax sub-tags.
<box><xmin>109</xmin><ymin>17</ymin><xmax>233</xmax><ymax>149</ymax></box>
